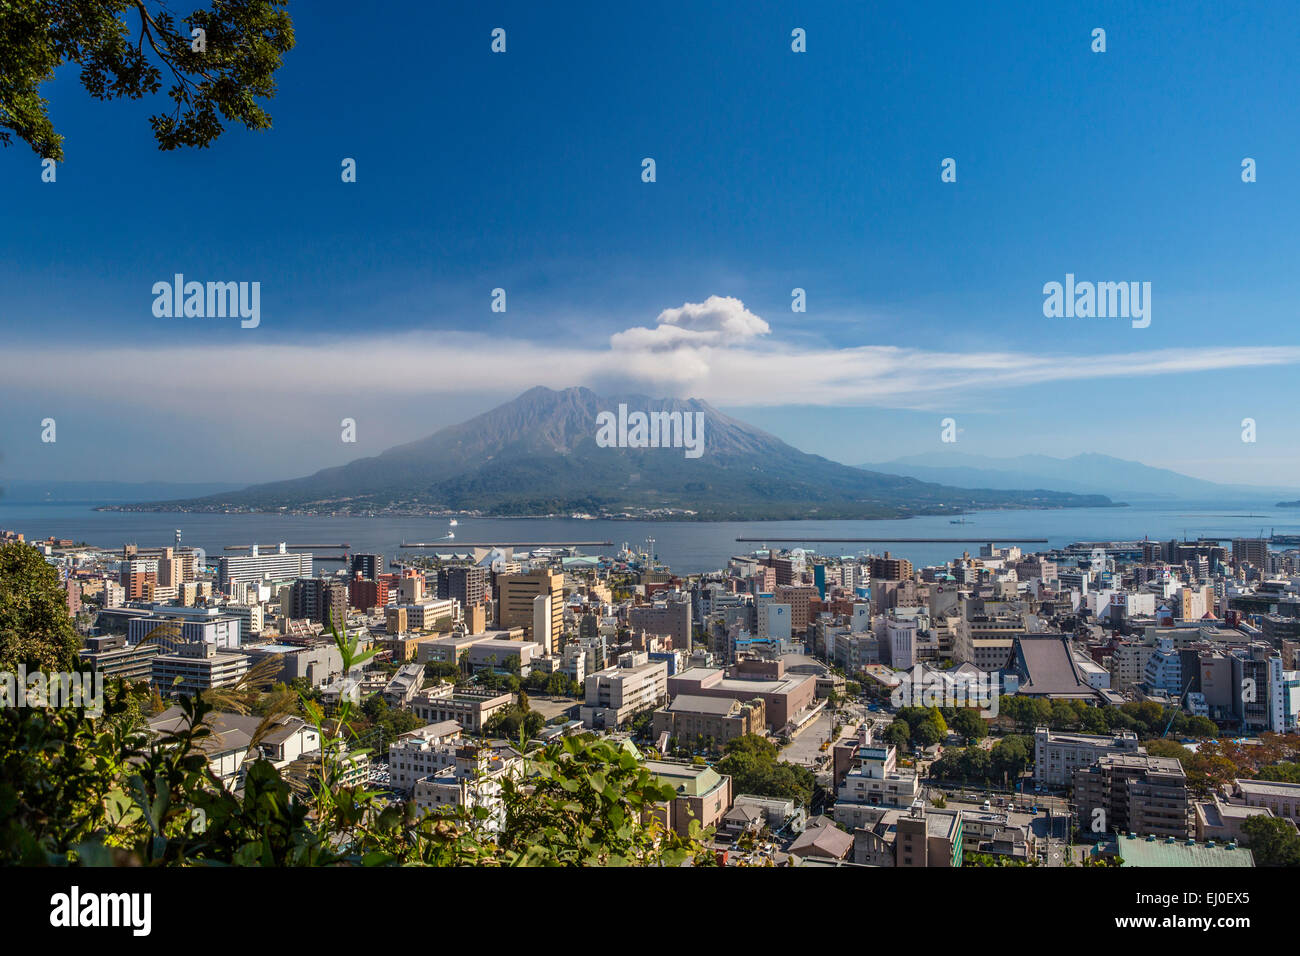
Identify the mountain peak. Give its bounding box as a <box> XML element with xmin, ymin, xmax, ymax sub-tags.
<box><xmin>111</xmin><ymin>386</ymin><xmax>1115</xmax><ymax>519</ymax></box>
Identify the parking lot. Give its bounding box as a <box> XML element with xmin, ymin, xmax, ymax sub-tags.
<box><xmin>523</xmin><ymin>694</ymin><xmax>580</xmax><ymax>722</ymax></box>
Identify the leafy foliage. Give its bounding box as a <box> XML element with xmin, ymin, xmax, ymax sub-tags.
<box><xmin>0</xmin><ymin>542</ymin><xmax>80</xmax><ymax>672</ymax></box>
<box><xmin>714</xmin><ymin>734</ymin><xmax>816</xmax><ymax>807</ymax></box>
<box><xmin>0</xmin><ymin>0</ymin><xmax>295</xmax><ymax>161</ymax></box>
<box><xmin>1241</xmin><ymin>815</ymin><xmax>1300</xmax><ymax>867</ymax></box>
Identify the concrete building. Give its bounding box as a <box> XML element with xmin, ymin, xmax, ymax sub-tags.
<box><xmin>642</xmin><ymin>759</ymin><xmax>733</xmax><ymax>838</ymax></box>
<box><xmin>127</xmin><ymin>611</ymin><xmax>240</xmax><ymax>650</ymax></box>
<box><xmin>834</xmin><ymin>724</ymin><xmax>920</xmax><ymax>826</ymax></box>
<box><xmin>387</xmin><ymin>721</ymin><xmax>464</xmax><ymax>791</ymax></box>
<box><xmin>1073</xmin><ymin>753</ymin><xmax>1191</xmax><ymax>839</ymax></box>
<box><xmin>289</xmin><ymin>577</ymin><xmax>349</xmax><ymax>628</ymax></box>
<box><xmin>79</xmin><ymin>634</ymin><xmax>160</xmax><ymax>683</ymax></box>
<box><xmin>412</xmin><ymin>744</ymin><xmax>522</xmax><ymax>831</ymax></box>
<box><xmin>954</xmin><ymin>600</ymin><xmax>1025</xmax><ymax>671</ymax></box>
<box><xmin>498</xmin><ymin>570</ymin><xmax>564</xmax><ymax>653</ymax></box>
<box><xmin>651</xmin><ymin>694</ymin><xmax>766</xmax><ymax>750</ymax></box>
<box><xmin>1033</xmin><ymin>726</ymin><xmax>1143</xmax><ymax>788</ymax></box>
<box><xmin>151</xmin><ymin>641</ymin><xmax>251</xmax><ymax>696</ymax></box>
<box><xmin>1230</xmin><ymin>778</ymin><xmax>1300</xmax><ymax>823</ymax></box>
<box><xmin>1194</xmin><ymin>793</ymin><xmax>1277</xmax><ymax>844</ymax></box>
<box><xmin>665</xmin><ymin>659</ymin><xmax>815</xmax><ymax>731</ymax></box>
<box><xmin>895</xmin><ymin>801</ymin><xmax>963</xmax><ymax>868</ymax></box>
<box><xmin>629</xmin><ymin>597</ymin><xmax>693</xmax><ymax>650</ymax></box>
<box><xmin>581</xmin><ymin>659</ymin><xmax>669</xmax><ymax>729</ymax></box>
<box><xmin>439</xmin><ymin>565</ymin><xmax>488</xmax><ymax>613</ymax></box>
<box><xmin>410</xmin><ymin>684</ymin><xmax>513</xmax><ymax>734</ymax></box>
<box><xmin>349</xmin><ymin>552</ymin><xmax>383</xmax><ymax>582</ymax></box>
<box><xmin>532</xmin><ymin>594</ymin><xmax>553</xmax><ymax>652</ymax></box>
<box><xmin>383</xmin><ymin>662</ymin><xmax>427</xmax><ymax>707</ymax></box>
<box><xmin>217</xmin><ymin>544</ymin><xmax>313</xmax><ymax>593</ymax></box>
<box><xmin>243</xmin><ymin>639</ymin><xmax>345</xmax><ymax>688</ymax></box>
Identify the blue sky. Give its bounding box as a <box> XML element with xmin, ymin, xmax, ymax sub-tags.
<box><xmin>2</xmin><ymin>0</ymin><xmax>1299</xmax><ymax>486</ymax></box>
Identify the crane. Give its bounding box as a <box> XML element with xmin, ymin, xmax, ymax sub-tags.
<box><xmin>1162</xmin><ymin>674</ymin><xmax>1199</xmax><ymax>738</ymax></box>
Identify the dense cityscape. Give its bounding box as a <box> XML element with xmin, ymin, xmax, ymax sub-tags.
<box><xmin>5</xmin><ymin>522</ymin><xmax>1300</xmax><ymax>873</ymax></box>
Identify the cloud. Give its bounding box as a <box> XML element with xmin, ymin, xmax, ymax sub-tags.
<box><xmin>4</xmin><ymin>296</ymin><xmax>1300</xmax><ymax>415</ymax></box>
<box><xmin>4</xmin><ymin>335</ymin><xmax>1298</xmax><ymax>412</ymax></box>
<box><xmin>609</xmin><ymin>295</ymin><xmax>770</xmax><ymax>351</ymax></box>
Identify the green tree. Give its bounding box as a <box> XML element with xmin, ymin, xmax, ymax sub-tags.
<box><xmin>913</xmin><ymin>719</ymin><xmax>943</xmax><ymax>748</ymax></box>
<box><xmin>715</xmin><ymin>734</ymin><xmax>816</xmax><ymax>807</ymax></box>
<box><xmin>0</xmin><ymin>541</ymin><xmax>81</xmax><ymax>672</ymax></box>
<box><xmin>990</xmin><ymin>735</ymin><xmax>1032</xmax><ymax>781</ymax></box>
<box><xmin>1241</xmin><ymin>815</ymin><xmax>1300</xmax><ymax>866</ymax></box>
<box><xmin>0</xmin><ymin>0</ymin><xmax>295</xmax><ymax>162</ymax></box>
<box><xmin>882</xmin><ymin>720</ymin><xmax>911</xmax><ymax>749</ymax></box>
<box><xmin>952</xmin><ymin>708</ymin><xmax>987</xmax><ymax>744</ymax></box>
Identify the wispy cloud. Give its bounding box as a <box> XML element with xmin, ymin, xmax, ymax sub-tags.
<box><xmin>4</xmin><ymin>298</ymin><xmax>1299</xmax><ymax>412</ymax></box>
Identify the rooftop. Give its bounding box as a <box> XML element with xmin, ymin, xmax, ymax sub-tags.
<box><xmin>1106</xmin><ymin>833</ymin><xmax>1254</xmax><ymax>868</ymax></box>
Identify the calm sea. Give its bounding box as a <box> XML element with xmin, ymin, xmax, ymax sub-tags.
<box><xmin>1</xmin><ymin>503</ymin><xmax>1295</xmax><ymax>574</ymax></box>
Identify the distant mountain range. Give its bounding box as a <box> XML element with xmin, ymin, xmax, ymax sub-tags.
<box><xmin>101</xmin><ymin>386</ymin><xmax>1116</xmax><ymax>520</ymax></box>
<box><xmin>858</xmin><ymin>452</ymin><xmax>1300</xmax><ymax>504</ymax></box>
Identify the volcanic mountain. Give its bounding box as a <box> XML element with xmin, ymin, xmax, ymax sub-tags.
<box><xmin>113</xmin><ymin>386</ymin><xmax>1116</xmax><ymax>519</ymax></box>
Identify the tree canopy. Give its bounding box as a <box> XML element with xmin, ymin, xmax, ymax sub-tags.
<box><xmin>0</xmin><ymin>0</ymin><xmax>295</xmax><ymax>161</ymax></box>
<box><xmin>0</xmin><ymin>541</ymin><xmax>80</xmax><ymax>672</ymax></box>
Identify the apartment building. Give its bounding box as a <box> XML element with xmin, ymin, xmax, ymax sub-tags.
<box><xmin>439</xmin><ymin>565</ymin><xmax>489</xmax><ymax>613</ymax></box>
<box><xmin>868</xmin><ymin>554</ymin><xmax>913</xmax><ymax>581</ymax></box>
<box><xmin>629</xmin><ymin>597</ymin><xmax>693</xmax><ymax>650</ymax></box>
<box><xmin>289</xmin><ymin>577</ymin><xmax>349</xmax><ymax>628</ymax></box>
<box><xmin>1033</xmin><ymin>726</ymin><xmax>1142</xmax><ymax>787</ymax></box>
<box><xmin>1073</xmin><ymin>753</ymin><xmax>1191</xmax><ymax>839</ymax></box>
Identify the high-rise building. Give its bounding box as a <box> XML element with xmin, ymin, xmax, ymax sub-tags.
<box><xmin>442</xmin><ymin>565</ymin><xmax>488</xmax><ymax>612</ymax></box>
<box><xmin>869</xmin><ymin>553</ymin><xmax>914</xmax><ymax>582</ymax></box>
<box><xmin>349</xmin><ymin>572</ymin><xmax>390</xmax><ymax>610</ymax></box>
<box><xmin>1073</xmin><ymin>754</ymin><xmax>1191</xmax><ymax>840</ymax></box>
<box><xmin>532</xmin><ymin>594</ymin><xmax>553</xmax><ymax>652</ymax></box>
<box><xmin>497</xmin><ymin>570</ymin><xmax>564</xmax><ymax>653</ymax></box>
<box><xmin>397</xmin><ymin>569</ymin><xmax>426</xmax><ymax>604</ymax></box>
<box><xmin>1232</xmin><ymin>538</ymin><xmax>1269</xmax><ymax>570</ymax></box>
<box><xmin>629</xmin><ymin>598</ymin><xmax>693</xmax><ymax>650</ymax></box>
<box><xmin>289</xmin><ymin>577</ymin><xmax>348</xmax><ymax>628</ymax></box>
<box><xmin>350</xmin><ymin>553</ymin><xmax>383</xmax><ymax>582</ymax></box>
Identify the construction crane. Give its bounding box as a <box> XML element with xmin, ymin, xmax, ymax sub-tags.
<box><xmin>1162</xmin><ymin>674</ymin><xmax>1199</xmax><ymax>738</ymax></box>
